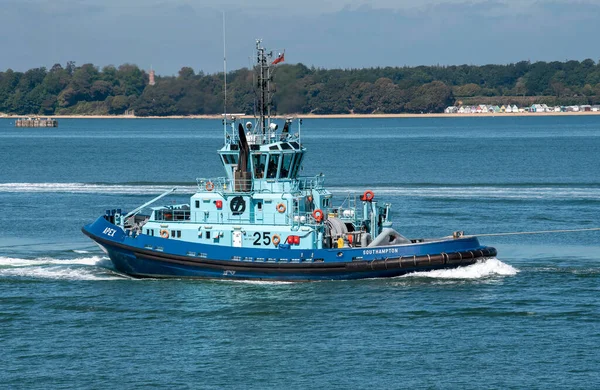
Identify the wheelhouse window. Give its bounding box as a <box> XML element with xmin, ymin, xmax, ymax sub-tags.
<box><xmin>280</xmin><ymin>153</ymin><xmax>294</xmax><ymax>178</ymax></box>
<box><xmin>222</xmin><ymin>154</ymin><xmax>238</xmax><ymax>165</ymax></box>
<box><xmin>266</xmin><ymin>154</ymin><xmax>280</xmax><ymax>179</ymax></box>
<box><xmin>252</xmin><ymin>153</ymin><xmax>267</xmax><ymax>179</ymax></box>
<box><xmin>291</xmin><ymin>152</ymin><xmax>304</xmax><ymax>178</ymax></box>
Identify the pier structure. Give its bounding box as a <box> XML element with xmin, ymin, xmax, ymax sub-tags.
<box><xmin>15</xmin><ymin>118</ymin><xmax>58</xmax><ymax>128</ymax></box>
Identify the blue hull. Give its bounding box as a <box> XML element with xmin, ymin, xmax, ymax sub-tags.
<box><xmin>83</xmin><ymin>216</ymin><xmax>496</xmax><ymax>281</ymax></box>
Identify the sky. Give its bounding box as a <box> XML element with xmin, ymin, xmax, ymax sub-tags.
<box><xmin>1</xmin><ymin>0</ymin><xmax>599</xmax><ymax>75</ymax></box>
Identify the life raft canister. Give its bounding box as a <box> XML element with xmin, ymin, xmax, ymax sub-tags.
<box><xmin>313</xmin><ymin>209</ymin><xmax>324</xmax><ymax>223</ymax></box>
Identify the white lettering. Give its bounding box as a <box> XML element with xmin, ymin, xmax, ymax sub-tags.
<box><xmin>362</xmin><ymin>248</ymin><xmax>399</xmax><ymax>256</ymax></box>
<box><xmin>102</xmin><ymin>227</ymin><xmax>117</xmax><ymax>237</ymax></box>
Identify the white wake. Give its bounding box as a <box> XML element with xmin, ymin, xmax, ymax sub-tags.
<box><xmin>0</xmin><ymin>182</ymin><xmax>197</xmax><ymax>195</ymax></box>
<box><xmin>0</xmin><ymin>256</ymin><xmax>124</xmax><ymax>281</ymax></box>
<box><xmin>1</xmin><ymin>183</ymin><xmax>599</xmax><ymax>200</ymax></box>
<box><xmin>332</xmin><ymin>186</ymin><xmax>600</xmax><ymax>200</ymax></box>
<box><xmin>401</xmin><ymin>258</ymin><xmax>518</xmax><ymax>279</ymax></box>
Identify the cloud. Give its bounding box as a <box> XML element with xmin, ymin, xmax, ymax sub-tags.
<box><xmin>1</xmin><ymin>0</ymin><xmax>599</xmax><ymax>74</ymax></box>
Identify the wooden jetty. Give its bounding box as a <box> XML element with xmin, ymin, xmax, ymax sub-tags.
<box><xmin>15</xmin><ymin>117</ymin><xmax>58</xmax><ymax>128</ymax></box>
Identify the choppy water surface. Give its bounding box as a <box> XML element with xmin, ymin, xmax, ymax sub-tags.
<box><xmin>1</xmin><ymin>116</ymin><xmax>599</xmax><ymax>388</ymax></box>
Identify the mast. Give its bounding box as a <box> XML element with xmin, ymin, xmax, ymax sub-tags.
<box><xmin>223</xmin><ymin>12</ymin><xmax>227</xmax><ymax>118</ymax></box>
<box><xmin>255</xmin><ymin>39</ymin><xmax>272</xmax><ymax>137</ymax></box>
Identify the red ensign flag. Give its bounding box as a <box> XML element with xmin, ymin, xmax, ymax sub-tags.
<box><xmin>272</xmin><ymin>53</ymin><xmax>285</xmax><ymax>65</ymax></box>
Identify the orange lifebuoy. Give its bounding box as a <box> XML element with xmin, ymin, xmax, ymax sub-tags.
<box><xmin>312</xmin><ymin>209</ymin><xmax>324</xmax><ymax>223</ymax></box>
<box><xmin>272</xmin><ymin>234</ymin><xmax>281</xmax><ymax>246</ymax></box>
<box><xmin>205</xmin><ymin>181</ymin><xmax>215</xmax><ymax>191</ymax></box>
<box><xmin>363</xmin><ymin>190</ymin><xmax>374</xmax><ymax>201</ymax></box>
<box><xmin>276</xmin><ymin>203</ymin><xmax>286</xmax><ymax>213</ymax></box>
<box><xmin>160</xmin><ymin>229</ymin><xmax>169</xmax><ymax>239</ymax></box>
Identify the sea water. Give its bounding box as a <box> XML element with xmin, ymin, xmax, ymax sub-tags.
<box><xmin>0</xmin><ymin>116</ymin><xmax>599</xmax><ymax>388</ymax></box>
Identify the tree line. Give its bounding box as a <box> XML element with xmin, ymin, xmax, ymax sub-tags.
<box><xmin>1</xmin><ymin>59</ymin><xmax>600</xmax><ymax>116</ymax></box>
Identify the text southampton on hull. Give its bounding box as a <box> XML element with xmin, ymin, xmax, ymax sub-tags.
<box><xmin>82</xmin><ymin>40</ymin><xmax>497</xmax><ymax>281</ymax></box>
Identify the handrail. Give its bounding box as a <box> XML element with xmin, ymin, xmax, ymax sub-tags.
<box><xmin>223</xmin><ymin>116</ymin><xmax>302</xmax><ymax>146</ymax></box>
<box><xmin>195</xmin><ymin>175</ymin><xmax>326</xmax><ymax>194</ymax></box>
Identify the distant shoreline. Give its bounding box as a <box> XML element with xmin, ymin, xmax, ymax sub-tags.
<box><xmin>1</xmin><ymin>111</ymin><xmax>600</xmax><ymax>120</ymax></box>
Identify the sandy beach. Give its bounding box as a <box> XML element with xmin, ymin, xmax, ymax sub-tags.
<box><xmin>1</xmin><ymin>111</ymin><xmax>600</xmax><ymax>119</ymax></box>
<box><xmin>297</xmin><ymin>111</ymin><xmax>600</xmax><ymax>119</ymax></box>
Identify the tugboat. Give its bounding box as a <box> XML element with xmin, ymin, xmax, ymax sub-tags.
<box><xmin>82</xmin><ymin>40</ymin><xmax>496</xmax><ymax>281</ymax></box>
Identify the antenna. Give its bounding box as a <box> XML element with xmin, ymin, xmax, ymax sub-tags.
<box><xmin>223</xmin><ymin>11</ymin><xmax>227</xmax><ymax>117</ymax></box>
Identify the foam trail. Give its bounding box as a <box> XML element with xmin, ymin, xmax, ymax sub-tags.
<box><xmin>2</xmin><ymin>183</ymin><xmax>600</xmax><ymax>200</ymax></box>
<box><xmin>0</xmin><ymin>182</ymin><xmax>197</xmax><ymax>195</ymax></box>
<box><xmin>0</xmin><ymin>266</ymin><xmax>123</xmax><ymax>281</ymax></box>
<box><xmin>0</xmin><ymin>256</ymin><xmax>125</xmax><ymax>281</ymax></box>
<box><xmin>226</xmin><ymin>280</ymin><xmax>294</xmax><ymax>285</ymax></box>
<box><xmin>331</xmin><ymin>186</ymin><xmax>600</xmax><ymax>200</ymax></box>
<box><xmin>0</xmin><ymin>256</ymin><xmax>105</xmax><ymax>268</ymax></box>
<box><xmin>401</xmin><ymin>258</ymin><xmax>518</xmax><ymax>279</ymax></box>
